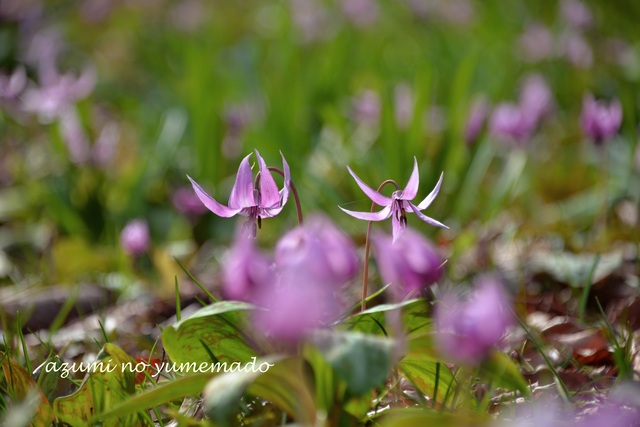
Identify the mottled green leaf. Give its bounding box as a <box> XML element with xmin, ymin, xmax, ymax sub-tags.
<box><xmin>161</xmin><ymin>301</ymin><xmax>257</xmax><ymax>366</ymax></box>
<box><xmin>52</xmin><ymin>344</ymin><xmax>143</xmax><ymax>427</ymax></box>
<box><xmin>0</xmin><ymin>353</ymin><xmax>54</xmax><ymax>427</ymax></box>
<box><xmin>203</xmin><ymin>356</ymin><xmax>316</xmax><ymax>427</ymax></box>
<box><xmin>310</xmin><ymin>330</ymin><xmax>394</xmax><ymax>397</ymax></box>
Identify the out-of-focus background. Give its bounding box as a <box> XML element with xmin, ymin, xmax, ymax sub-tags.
<box><xmin>1</xmin><ymin>0</ymin><xmax>639</xmax><ymax>332</ymax></box>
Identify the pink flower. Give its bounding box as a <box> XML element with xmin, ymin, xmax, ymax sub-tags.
<box><xmin>275</xmin><ymin>215</ymin><xmax>359</xmax><ymax>288</ymax></box>
<box><xmin>372</xmin><ymin>228</ymin><xmax>443</xmax><ymax>299</ymax></box>
<box><xmin>340</xmin><ymin>157</ymin><xmax>448</xmax><ymax>242</ymax></box>
<box><xmin>188</xmin><ymin>150</ymin><xmax>290</xmax><ymax>238</ymax></box>
<box><xmin>222</xmin><ymin>232</ymin><xmax>274</xmax><ymax>302</ymax></box>
<box><xmin>581</xmin><ymin>94</ymin><xmax>622</xmax><ymax>145</ymax></box>
<box><xmin>435</xmin><ymin>277</ymin><xmax>513</xmax><ymax>365</ymax></box>
<box><xmin>120</xmin><ymin>219</ymin><xmax>150</xmax><ymax>256</ymax></box>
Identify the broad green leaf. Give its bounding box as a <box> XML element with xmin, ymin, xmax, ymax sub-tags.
<box><xmin>379</xmin><ymin>408</ymin><xmax>484</xmax><ymax>427</ymax></box>
<box><xmin>161</xmin><ymin>301</ymin><xmax>257</xmax><ymax>366</ymax></box>
<box><xmin>399</xmin><ymin>359</ymin><xmax>455</xmax><ymax>406</ymax></box>
<box><xmin>203</xmin><ymin>356</ymin><xmax>316</xmax><ymax>427</ymax></box>
<box><xmin>479</xmin><ymin>351</ymin><xmax>530</xmax><ymax>396</ymax></box>
<box><xmin>53</xmin><ymin>344</ymin><xmax>142</xmax><ymax>427</ymax></box>
<box><xmin>310</xmin><ymin>330</ymin><xmax>394</xmax><ymax>397</ymax></box>
<box><xmin>96</xmin><ymin>372</ymin><xmax>215</xmax><ymax>422</ymax></box>
<box><xmin>342</xmin><ymin>299</ymin><xmax>432</xmax><ymax>336</ymax></box>
<box><xmin>0</xmin><ymin>353</ymin><xmax>54</xmax><ymax>427</ymax></box>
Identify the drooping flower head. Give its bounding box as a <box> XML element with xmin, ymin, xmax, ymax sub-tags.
<box><xmin>120</xmin><ymin>219</ymin><xmax>150</xmax><ymax>256</ymax></box>
<box><xmin>188</xmin><ymin>150</ymin><xmax>290</xmax><ymax>237</ymax></box>
<box><xmin>581</xmin><ymin>94</ymin><xmax>622</xmax><ymax>145</ymax></box>
<box><xmin>340</xmin><ymin>157</ymin><xmax>448</xmax><ymax>242</ymax></box>
<box><xmin>435</xmin><ymin>277</ymin><xmax>513</xmax><ymax>365</ymax></box>
<box><xmin>372</xmin><ymin>228</ymin><xmax>443</xmax><ymax>299</ymax></box>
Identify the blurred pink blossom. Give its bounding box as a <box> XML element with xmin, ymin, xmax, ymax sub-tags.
<box><xmin>120</xmin><ymin>219</ymin><xmax>150</xmax><ymax>256</ymax></box>
<box><xmin>372</xmin><ymin>228</ymin><xmax>443</xmax><ymax>299</ymax></box>
<box><xmin>581</xmin><ymin>93</ymin><xmax>622</xmax><ymax>145</ymax></box>
<box><xmin>435</xmin><ymin>277</ymin><xmax>513</xmax><ymax>365</ymax></box>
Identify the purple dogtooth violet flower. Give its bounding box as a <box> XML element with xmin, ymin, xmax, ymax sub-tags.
<box><xmin>435</xmin><ymin>276</ymin><xmax>513</xmax><ymax>365</ymax></box>
<box><xmin>222</xmin><ymin>230</ymin><xmax>275</xmax><ymax>302</ymax></box>
<box><xmin>120</xmin><ymin>219</ymin><xmax>150</xmax><ymax>256</ymax></box>
<box><xmin>339</xmin><ymin>157</ymin><xmax>448</xmax><ymax>242</ymax></box>
<box><xmin>372</xmin><ymin>228</ymin><xmax>443</xmax><ymax>299</ymax></box>
<box><xmin>489</xmin><ymin>103</ymin><xmax>534</xmax><ymax>144</ymax></box>
<box><xmin>519</xmin><ymin>73</ymin><xmax>553</xmax><ymax>127</ymax></box>
<box><xmin>275</xmin><ymin>215</ymin><xmax>359</xmax><ymax>288</ymax></box>
<box><xmin>187</xmin><ymin>150</ymin><xmax>290</xmax><ymax>238</ymax></box>
<box><xmin>581</xmin><ymin>93</ymin><xmax>623</xmax><ymax>145</ymax></box>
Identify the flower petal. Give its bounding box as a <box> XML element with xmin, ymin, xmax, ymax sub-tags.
<box><xmin>278</xmin><ymin>151</ymin><xmax>291</xmax><ymax>207</ymax></box>
<box><xmin>408</xmin><ymin>203</ymin><xmax>449</xmax><ymax>229</ymax></box>
<box><xmin>347</xmin><ymin>166</ymin><xmax>392</xmax><ymax>206</ymax></box>
<box><xmin>391</xmin><ymin>214</ymin><xmax>407</xmax><ymax>243</ymax></box>
<box><xmin>187</xmin><ymin>175</ymin><xmax>242</xmax><ymax>218</ymax></box>
<box><xmin>402</xmin><ymin>157</ymin><xmax>420</xmax><ymax>200</ymax></box>
<box><xmin>416</xmin><ymin>172</ymin><xmax>443</xmax><ymax>210</ymax></box>
<box><xmin>228</xmin><ymin>153</ymin><xmax>255</xmax><ymax>209</ymax></box>
<box><xmin>338</xmin><ymin>204</ymin><xmax>392</xmax><ymax>222</ymax></box>
<box><xmin>256</xmin><ymin>150</ymin><xmax>281</xmax><ymax>208</ymax></box>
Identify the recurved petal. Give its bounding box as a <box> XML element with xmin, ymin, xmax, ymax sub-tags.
<box><xmin>187</xmin><ymin>175</ymin><xmax>243</xmax><ymax>218</ymax></box>
<box><xmin>402</xmin><ymin>157</ymin><xmax>420</xmax><ymax>200</ymax></box>
<box><xmin>255</xmin><ymin>150</ymin><xmax>281</xmax><ymax>208</ymax></box>
<box><xmin>408</xmin><ymin>203</ymin><xmax>449</xmax><ymax>229</ymax></box>
<box><xmin>338</xmin><ymin>204</ymin><xmax>392</xmax><ymax>222</ymax></box>
<box><xmin>416</xmin><ymin>172</ymin><xmax>443</xmax><ymax>210</ymax></box>
<box><xmin>228</xmin><ymin>153</ymin><xmax>256</xmax><ymax>209</ymax></box>
<box><xmin>278</xmin><ymin>151</ymin><xmax>291</xmax><ymax>207</ymax></box>
<box><xmin>347</xmin><ymin>166</ymin><xmax>392</xmax><ymax>207</ymax></box>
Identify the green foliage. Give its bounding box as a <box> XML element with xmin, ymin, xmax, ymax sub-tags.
<box><xmin>161</xmin><ymin>301</ymin><xmax>257</xmax><ymax>365</ymax></box>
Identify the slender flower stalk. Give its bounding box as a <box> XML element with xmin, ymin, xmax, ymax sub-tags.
<box><xmin>188</xmin><ymin>150</ymin><xmax>296</xmax><ymax>237</ymax></box>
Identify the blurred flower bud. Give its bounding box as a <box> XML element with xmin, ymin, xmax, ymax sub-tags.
<box><xmin>489</xmin><ymin>103</ymin><xmax>534</xmax><ymax>144</ymax></box>
<box><xmin>581</xmin><ymin>93</ymin><xmax>622</xmax><ymax>145</ymax></box>
<box><xmin>435</xmin><ymin>277</ymin><xmax>513</xmax><ymax>365</ymax></box>
<box><xmin>222</xmin><ymin>232</ymin><xmax>275</xmax><ymax>302</ymax></box>
<box><xmin>120</xmin><ymin>219</ymin><xmax>150</xmax><ymax>256</ymax></box>
<box><xmin>275</xmin><ymin>215</ymin><xmax>359</xmax><ymax>288</ymax></box>
<box><xmin>372</xmin><ymin>228</ymin><xmax>443</xmax><ymax>299</ymax></box>
<box><xmin>519</xmin><ymin>73</ymin><xmax>554</xmax><ymax>127</ymax></box>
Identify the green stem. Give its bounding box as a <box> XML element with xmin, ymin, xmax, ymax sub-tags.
<box><xmin>361</xmin><ymin>179</ymin><xmax>399</xmax><ymax>311</ymax></box>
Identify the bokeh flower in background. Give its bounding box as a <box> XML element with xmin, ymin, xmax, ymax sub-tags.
<box><xmin>352</xmin><ymin>89</ymin><xmax>381</xmax><ymax>127</ymax></box>
<box><xmin>489</xmin><ymin>103</ymin><xmax>534</xmax><ymax>144</ymax></box>
<box><xmin>581</xmin><ymin>94</ymin><xmax>623</xmax><ymax>145</ymax></box>
<box><xmin>519</xmin><ymin>73</ymin><xmax>554</xmax><ymax>128</ymax></box>
<box><xmin>518</xmin><ymin>23</ymin><xmax>554</xmax><ymax>63</ymax></box>
<box><xmin>188</xmin><ymin>151</ymin><xmax>290</xmax><ymax>238</ymax></box>
<box><xmin>560</xmin><ymin>0</ymin><xmax>593</xmax><ymax>30</ymax></box>
<box><xmin>120</xmin><ymin>219</ymin><xmax>150</xmax><ymax>256</ymax></box>
<box><xmin>0</xmin><ymin>66</ymin><xmax>27</xmax><ymax>100</ymax></box>
<box><xmin>435</xmin><ymin>276</ymin><xmax>513</xmax><ymax>365</ymax></box>
<box><xmin>172</xmin><ymin>186</ymin><xmax>208</xmax><ymax>217</ymax></box>
<box><xmin>340</xmin><ymin>157</ymin><xmax>447</xmax><ymax>241</ymax></box>
<box><xmin>341</xmin><ymin>0</ymin><xmax>379</xmax><ymax>28</ymax></box>
<box><xmin>372</xmin><ymin>228</ymin><xmax>442</xmax><ymax>299</ymax></box>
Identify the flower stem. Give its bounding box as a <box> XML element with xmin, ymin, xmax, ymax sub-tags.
<box><xmin>268</xmin><ymin>166</ymin><xmax>303</xmax><ymax>225</ymax></box>
<box><xmin>361</xmin><ymin>179</ymin><xmax>399</xmax><ymax>311</ymax></box>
